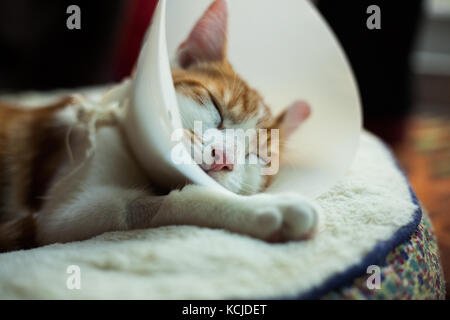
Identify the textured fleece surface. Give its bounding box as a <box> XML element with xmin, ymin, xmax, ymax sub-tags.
<box><xmin>0</xmin><ymin>131</ymin><xmax>422</xmax><ymax>299</ymax></box>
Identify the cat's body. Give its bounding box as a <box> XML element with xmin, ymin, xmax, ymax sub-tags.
<box><xmin>0</xmin><ymin>0</ymin><xmax>319</xmax><ymax>252</ymax></box>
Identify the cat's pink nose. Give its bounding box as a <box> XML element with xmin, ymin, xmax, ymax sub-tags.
<box><xmin>209</xmin><ymin>148</ymin><xmax>234</xmax><ymax>172</ymax></box>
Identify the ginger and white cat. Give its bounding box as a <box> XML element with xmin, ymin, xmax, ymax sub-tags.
<box><xmin>0</xmin><ymin>0</ymin><xmax>318</xmax><ymax>252</ymax></box>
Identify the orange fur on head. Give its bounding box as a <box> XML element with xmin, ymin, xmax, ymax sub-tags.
<box><xmin>171</xmin><ymin>0</ymin><xmax>311</xmax><ymax>193</ymax></box>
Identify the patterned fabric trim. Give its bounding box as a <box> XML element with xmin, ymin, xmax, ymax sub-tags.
<box><xmin>322</xmin><ymin>210</ymin><xmax>446</xmax><ymax>300</ymax></box>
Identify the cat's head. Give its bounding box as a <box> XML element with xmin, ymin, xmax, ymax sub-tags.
<box><xmin>172</xmin><ymin>0</ymin><xmax>310</xmax><ymax>194</ymax></box>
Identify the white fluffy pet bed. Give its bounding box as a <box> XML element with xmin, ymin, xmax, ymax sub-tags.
<box><xmin>0</xmin><ymin>93</ymin><xmax>420</xmax><ymax>299</ymax></box>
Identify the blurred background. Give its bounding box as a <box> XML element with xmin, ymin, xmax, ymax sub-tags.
<box><xmin>0</xmin><ymin>0</ymin><xmax>448</xmax><ymax>295</ymax></box>
<box><xmin>317</xmin><ymin>0</ymin><xmax>450</xmax><ymax>296</ymax></box>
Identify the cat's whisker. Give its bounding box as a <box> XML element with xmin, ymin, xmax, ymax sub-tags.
<box><xmin>228</xmin><ymin>176</ymin><xmax>255</xmax><ymax>194</ymax></box>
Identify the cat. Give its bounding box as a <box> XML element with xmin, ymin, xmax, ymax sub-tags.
<box><xmin>0</xmin><ymin>0</ymin><xmax>319</xmax><ymax>252</ymax></box>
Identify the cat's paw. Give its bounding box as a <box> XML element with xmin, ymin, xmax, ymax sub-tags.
<box><xmin>252</xmin><ymin>194</ymin><xmax>319</xmax><ymax>242</ymax></box>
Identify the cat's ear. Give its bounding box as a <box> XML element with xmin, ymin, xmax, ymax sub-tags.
<box><xmin>274</xmin><ymin>101</ymin><xmax>311</xmax><ymax>138</ymax></box>
<box><xmin>177</xmin><ymin>0</ymin><xmax>228</xmax><ymax>68</ymax></box>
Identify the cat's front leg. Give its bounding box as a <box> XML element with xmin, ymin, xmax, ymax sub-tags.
<box><xmin>143</xmin><ymin>185</ymin><xmax>319</xmax><ymax>242</ymax></box>
<box><xmin>36</xmin><ymin>186</ymin><xmax>155</xmax><ymax>245</ymax></box>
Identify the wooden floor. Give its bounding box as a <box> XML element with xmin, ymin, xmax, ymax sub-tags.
<box><xmin>392</xmin><ymin>114</ymin><xmax>450</xmax><ymax>298</ymax></box>
<box><xmin>374</xmin><ymin>74</ymin><xmax>450</xmax><ymax>298</ymax></box>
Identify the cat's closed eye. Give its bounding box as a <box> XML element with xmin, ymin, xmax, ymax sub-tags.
<box><xmin>208</xmin><ymin>93</ymin><xmax>224</xmax><ymax>128</ymax></box>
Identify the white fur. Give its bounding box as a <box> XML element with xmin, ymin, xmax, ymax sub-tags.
<box><xmin>176</xmin><ymin>91</ymin><xmax>270</xmax><ymax>194</ymax></box>
<box><xmin>34</xmin><ymin>121</ymin><xmax>318</xmax><ymax>245</ymax></box>
<box><xmin>0</xmin><ymin>131</ymin><xmax>418</xmax><ymax>299</ymax></box>
<box><xmin>0</xmin><ymin>86</ymin><xmax>316</xmax><ymax>246</ymax></box>
<box><xmin>176</xmin><ymin>92</ymin><xmax>221</xmax><ymax>130</ymax></box>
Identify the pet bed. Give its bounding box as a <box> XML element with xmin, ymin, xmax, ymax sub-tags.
<box><xmin>0</xmin><ymin>91</ymin><xmax>445</xmax><ymax>300</ymax></box>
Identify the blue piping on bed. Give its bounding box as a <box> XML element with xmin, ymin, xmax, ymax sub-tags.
<box><xmin>292</xmin><ymin>185</ymin><xmax>422</xmax><ymax>300</ymax></box>
<box><xmin>276</xmin><ymin>143</ymin><xmax>423</xmax><ymax>300</ymax></box>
